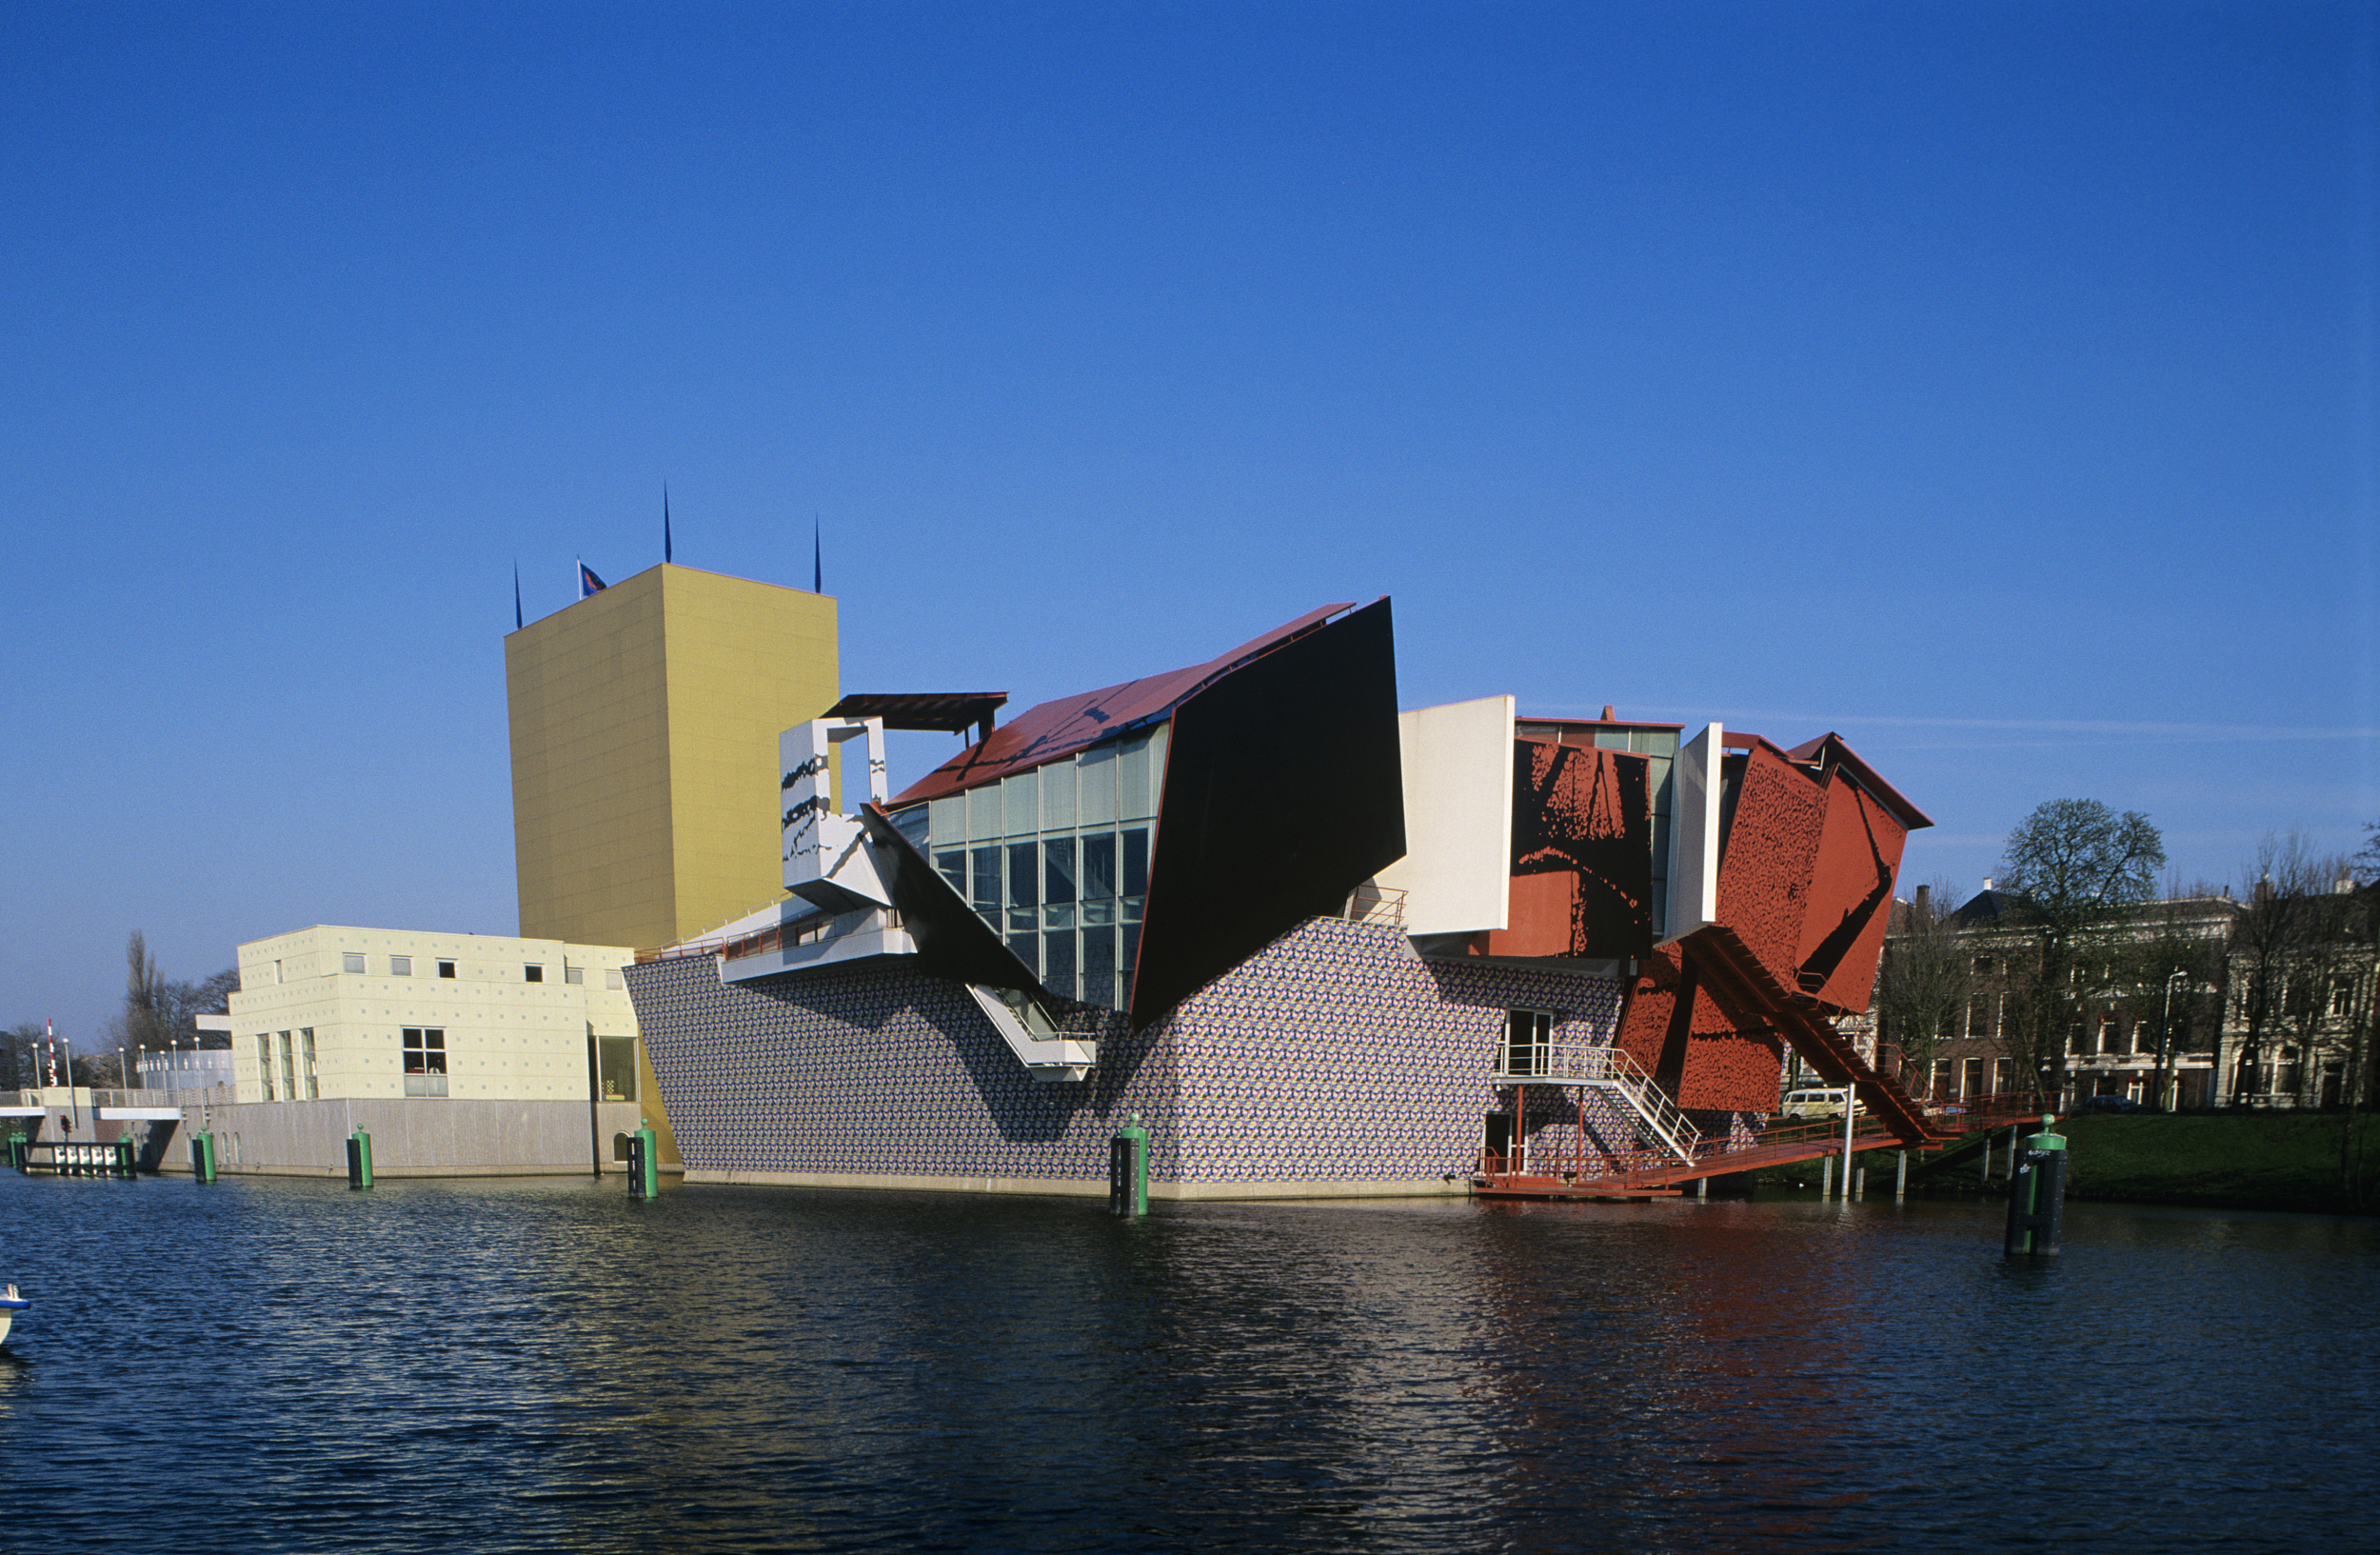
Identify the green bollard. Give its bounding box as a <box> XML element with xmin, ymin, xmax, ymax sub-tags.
<box><xmin>627</xmin><ymin>1121</ymin><xmax>660</xmax><ymax>1200</ymax></box>
<box><xmin>347</xmin><ymin>1130</ymin><xmax>374</xmax><ymax>1190</ymax></box>
<box><xmin>114</xmin><ymin>1137</ymin><xmax>136</xmax><ymax>1180</ymax></box>
<box><xmin>191</xmin><ymin>1131</ymin><xmax>217</xmax><ymax>1185</ymax></box>
<box><xmin>2003</xmin><ymin>1114</ymin><xmax>2067</xmax><ymax>1257</ymax></box>
<box><xmin>1108</xmin><ymin>1112</ymin><xmax>1148</xmax><ymax>1217</ymax></box>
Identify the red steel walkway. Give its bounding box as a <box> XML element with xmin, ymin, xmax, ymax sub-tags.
<box><xmin>1473</xmin><ymin>1091</ymin><xmax>2056</xmax><ymax>1202</ymax></box>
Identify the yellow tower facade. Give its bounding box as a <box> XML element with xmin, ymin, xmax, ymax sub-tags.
<box><xmin>506</xmin><ymin>563</ymin><xmax>839</xmax><ymax>950</ymax></box>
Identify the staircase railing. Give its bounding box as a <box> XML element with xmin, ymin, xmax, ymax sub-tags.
<box><xmin>1495</xmin><ymin>1040</ymin><xmax>1701</xmax><ymax>1164</ymax></box>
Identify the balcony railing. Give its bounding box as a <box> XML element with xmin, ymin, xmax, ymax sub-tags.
<box><xmin>1343</xmin><ymin>884</ymin><xmax>1407</xmax><ymax>928</ymax></box>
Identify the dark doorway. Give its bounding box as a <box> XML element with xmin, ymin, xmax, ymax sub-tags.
<box><xmin>1482</xmin><ymin>1112</ymin><xmax>1513</xmax><ymax>1173</ymax></box>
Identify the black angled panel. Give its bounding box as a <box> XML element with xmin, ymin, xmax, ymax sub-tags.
<box><xmin>859</xmin><ymin>807</ymin><xmax>1042</xmax><ymax>994</ymax></box>
<box><xmin>1128</xmin><ymin>598</ymin><xmax>1405</xmax><ymax>1027</ymax></box>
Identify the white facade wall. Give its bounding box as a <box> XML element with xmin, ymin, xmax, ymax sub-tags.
<box><xmin>1374</xmin><ymin>696</ymin><xmax>1515</xmax><ymax>936</ymax></box>
<box><xmin>228</xmin><ymin>927</ymin><xmax>639</xmax><ymax>1105</ymax></box>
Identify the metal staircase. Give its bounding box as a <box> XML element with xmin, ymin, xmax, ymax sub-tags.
<box><xmin>1681</xmin><ymin>924</ymin><xmax>1936</xmax><ymax>1146</ymax></box>
<box><xmin>1497</xmin><ymin>1038</ymin><xmax>1701</xmax><ymax>1164</ymax></box>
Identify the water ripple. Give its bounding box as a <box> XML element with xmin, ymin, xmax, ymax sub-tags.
<box><xmin>0</xmin><ymin>1174</ymin><xmax>2371</xmax><ymax>1552</ymax></box>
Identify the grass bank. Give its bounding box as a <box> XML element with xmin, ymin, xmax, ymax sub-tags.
<box><xmin>2052</xmin><ymin>1113</ymin><xmax>2376</xmax><ymax>1214</ymax></box>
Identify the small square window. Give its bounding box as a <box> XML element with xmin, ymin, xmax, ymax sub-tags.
<box><xmin>389</xmin><ymin>955</ymin><xmax>412</xmax><ymax>976</ymax></box>
<box><xmin>605</xmin><ymin>968</ymin><xmax>625</xmax><ymax>990</ymax></box>
<box><xmin>438</xmin><ymin>960</ymin><xmax>457</xmax><ymax>978</ymax></box>
<box><xmin>565</xmin><ymin>966</ymin><xmax>585</xmax><ymax>986</ymax></box>
<box><xmin>524</xmin><ymin>964</ymin><xmax>544</xmax><ymax>983</ymax></box>
<box><xmin>342</xmin><ymin>952</ymin><xmax>367</xmax><ymax>974</ymax></box>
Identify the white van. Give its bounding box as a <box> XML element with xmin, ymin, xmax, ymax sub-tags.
<box><xmin>1779</xmin><ymin>1087</ymin><xmax>1862</xmax><ymax>1120</ymax></box>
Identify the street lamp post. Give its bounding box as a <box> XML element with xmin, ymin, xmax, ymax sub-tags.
<box><xmin>2154</xmin><ymin>967</ymin><xmax>2189</xmax><ymax>1112</ymax></box>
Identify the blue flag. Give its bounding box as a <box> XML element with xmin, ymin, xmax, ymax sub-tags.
<box><xmin>580</xmin><ymin>560</ymin><xmax>607</xmax><ymax>598</ymax></box>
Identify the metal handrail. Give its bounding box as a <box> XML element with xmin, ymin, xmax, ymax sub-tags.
<box><xmin>1495</xmin><ymin>1041</ymin><xmax>1701</xmax><ymax>1162</ymax></box>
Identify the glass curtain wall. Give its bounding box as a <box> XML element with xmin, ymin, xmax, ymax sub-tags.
<box><xmin>899</xmin><ymin>726</ymin><xmax>1167</xmax><ymax>1008</ymax></box>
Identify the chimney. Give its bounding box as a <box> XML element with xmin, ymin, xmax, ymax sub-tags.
<box><xmin>1982</xmin><ymin>877</ymin><xmax>1994</xmax><ymax>893</ymax></box>
<box><xmin>1914</xmin><ymin>884</ymin><xmax>1931</xmax><ymax>915</ymax></box>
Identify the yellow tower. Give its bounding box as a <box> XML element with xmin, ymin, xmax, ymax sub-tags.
<box><xmin>506</xmin><ymin>563</ymin><xmax>839</xmax><ymax>950</ymax></box>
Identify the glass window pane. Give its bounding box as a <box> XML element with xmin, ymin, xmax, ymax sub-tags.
<box><xmin>1082</xmin><ymin>833</ymin><xmax>1117</xmax><ymax>902</ymax></box>
<box><xmin>1041</xmin><ymin>760</ymin><xmax>1075</xmax><ymax>829</ymax></box>
<box><xmin>1081</xmin><ymin>927</ymin><xmax>1116</xmax><ymax>1009</ymax></box>
<box><xmin>1044</xmin><ymin>837</ymin><xmax>1077</xmax><ymax>905</ymax></box>
<box><xmin>891</xmin><ymin>806</ymin><xmax>928</xmax><ymax>847</ymax></box>
<box><xmin>966</xmin><ymin>783</ymin><xmax>1000</xmax><ymax>841</ymax></box>
<box><xmin>1078</xmin><ymin>744</ymin><xmax>1117</xmax><ymax>825</ymax></box>
<box><xmin>969</xmin><ymin>846</ymin><xmax>1002</xmax><ymax>916</ymax></box>
<box><xmin>1008</xmin><ymin>931</ymin><xmax>1040</xmax><ymax>977</ymax></box>
<box><xmin>1122</xmin><ymin>828</ymin><xmax>1149</xmax><ymax>897</ymax></box>
<box><xmin>930</xmin><ymin>794</ymin><xmax>965</xmax><ymax>845</ymax></box>
<box><xmin>1007</xmin><ymin>842</ymin><xmax>1039</xmax><ymax>908</ymax></box>
<box><xmin>1043</xmin><ymin>930</ymin><xmax>1077</xmax><ymax>1001</ymax></box>
<box><xmin>1143</xmin><ymin>725</ymin><xmax>1168</xmax><ymax>811</ymax></box>
<box><xmin>1004</xmin><ymin>769</ymin><xmax>1038</xmax><ymax>836</ymax></box>
<box><xmin>936</xmin><ymin>850</ymin><xmax>966</xmax><ymax>893</ymax></box>
<box><xmin>1120</xmin><ymin>735</ymin><xmax>1149</xmax><ymax>820</ymax></box>
<box><xmin>1121</xmin><ymin>924</ymin><xmax>1140</xmax><ymax>1002</ymax></box>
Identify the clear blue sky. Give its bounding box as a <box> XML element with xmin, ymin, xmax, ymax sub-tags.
<box><xmin>4</xmin><ymin>2</ymin><xmax>2373</xmax><ymax>1047</ymax></box>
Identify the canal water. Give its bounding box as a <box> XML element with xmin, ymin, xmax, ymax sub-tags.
<box><xmin>1</xmin><ymin>1171</ymin><xmax>2371</xmax><ymax>1553</ymax></box>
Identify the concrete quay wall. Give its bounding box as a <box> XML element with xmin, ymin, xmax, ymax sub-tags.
<box><xmin>149</xmin><ymin>1097</ymin><xmax>654</xmax><ymax>1178</ymax></box>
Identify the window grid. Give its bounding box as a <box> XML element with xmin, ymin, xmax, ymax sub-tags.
<box><xmin>892</xmin><ymin>728</ymin><xmax>1164</xmax><ymax>1008</ymax></box>
<box><xmin>404</xmin><ymin>1027</ymin><xmax>448</xmax><ymax>1097</ymax></box>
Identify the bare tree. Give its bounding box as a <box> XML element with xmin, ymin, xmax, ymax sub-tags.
<box><xmin>106</xmin><ymin>931</ymin><xmax>241</xmax><ymax>1079</ymax></box>
<box><xmin>2228</xmin><ymin>833</ymin><xmax>2340</xmax><ymax>1104</ymax></box>
<box><xmin>2110</xmin><ymin>902</ymin><xmax>2228</xmax><ymax>1109</ymax></box>
<box><xmin>1872</xmin><ymin>879</ymin><xmax>1973</xmax><ymax>1089</ymax></box>
<box><xmin>1995</xmin><ymin>799</ymin><xmax>2167</xmax><ymax>1101</ymax></box>
<box><xmin>1</xmin><ymin>1023</ymin><xmax>42</xmax><ymax>1092</ymax></box>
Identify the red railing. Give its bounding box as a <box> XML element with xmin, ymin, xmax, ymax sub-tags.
<box><xmin>1472</xmin><ymin>1090</ymin><xmax>2064</xmax><ymax>1198</ymax></box>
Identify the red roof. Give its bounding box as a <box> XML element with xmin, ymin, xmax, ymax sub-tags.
<box><xmin>889</xmin><ymin>603</ymin><xmax>1355</xmax><ymax>807</ymax></box>
<box><xmin>1780</xmin><ymin>732</ymin><xmax>1934</xmax><ymax>830</ymax></box>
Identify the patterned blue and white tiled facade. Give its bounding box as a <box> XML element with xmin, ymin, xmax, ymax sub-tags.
<box><xmin>626</xmin><ymin>916</ymin><xmax>1636</xmax><ymax>1190</ymax></box>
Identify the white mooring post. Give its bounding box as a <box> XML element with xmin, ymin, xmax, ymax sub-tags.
<box><xmin>1895</xmin><ymin>1149</ymin><xmax>1908</xmax><ymax>1201</ymax></box>
<box><xmin>1820</xmin><ymin>1154</ymin><xmax>1834</xmax><ymax>1199</ymax></box>
<box><xmin>1841</xmin><ymin>1087</ymin><xmax>1856</xmax><ymax>1203</ymax></box>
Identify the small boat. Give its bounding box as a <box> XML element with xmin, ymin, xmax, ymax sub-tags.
<box><xmin>0</xmin><ymin>1284</ymin><xmax>28</xmax><ymax>1346</ymax></box>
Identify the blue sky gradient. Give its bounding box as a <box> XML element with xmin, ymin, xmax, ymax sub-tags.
<box><xmin>4</xmin><ymin>2</ymin><xmax>2373</xmax><ymax>1044</ymax></box>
